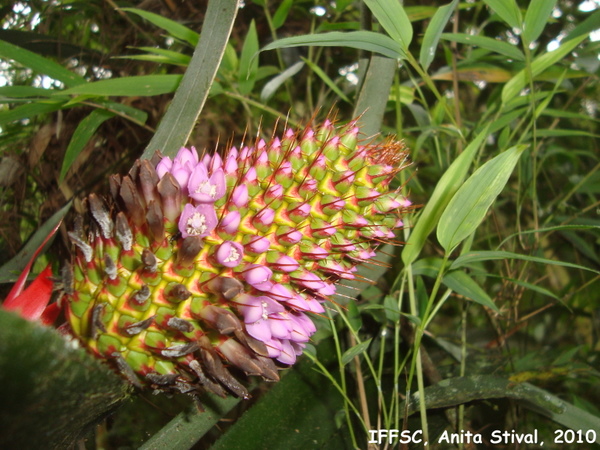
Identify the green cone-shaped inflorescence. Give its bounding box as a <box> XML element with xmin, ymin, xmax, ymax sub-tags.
<box><xmin>64</xmin><ymin>118</ymin><xmax>411</xmax><ymax>400</ymax></box>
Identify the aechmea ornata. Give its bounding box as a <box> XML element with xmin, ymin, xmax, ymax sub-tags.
<box><xmin>64</xmin><ymin>118</ymin><xmax>411</xmax><ymax>401</ymax></box>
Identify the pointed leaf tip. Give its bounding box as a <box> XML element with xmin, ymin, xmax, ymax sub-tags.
<box><xmin>3</xmin><ymin>265</ymin><xmax>54</xmax><ymax>322</ymax></box>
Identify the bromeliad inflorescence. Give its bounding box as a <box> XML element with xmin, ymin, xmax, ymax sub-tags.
<box><xmin>64</xmin><ymin>118</ymin><xmax>411</xmax><ymax>401</ymax></box>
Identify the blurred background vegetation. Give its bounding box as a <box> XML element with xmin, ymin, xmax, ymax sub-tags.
<box><xmin>1</xmin><ymin>0</ymin><xmax>599</xmax><ymax>448</ymax></box>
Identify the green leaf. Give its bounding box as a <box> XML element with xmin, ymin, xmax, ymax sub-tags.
<box><xmin>272</xmin><ymin>0</ymin><xmax>293</xmax><ymax>29</ymax></box>
<box><xmin>59</xmin><ymin>75</ymin><xmax>182</xmax><ymax>97</ymax></box>
<box><xmin>403</xmin><ymin>375</ymin><xmax>600</xmax><ymax>441</ymax></box>
<box><xmin>121</xmin><ymin>8</ymin><xmax>199</xmax><ymax>47</ymax></box>
<box><xmin>0</xmin><ymin>201</ymin><xmax>72</xmax><ymax>284</ymax></box>
<box><xmin>522</xmin><ymin>0</ymin><xmax>557</xmax><ymax>44</ymax></box>
<box><xmin>341</xmin><ymin>338</ymin><xmax>373</xmax><ymax>366</ymax></box>
<box><xmin>363</xmin><ymin>0</ymin><xmax>413</xmax><ymax>51</ymax></box>
<box><xmin>353</xmin><ymin>56</ymin><xmax>397</xmax><ymax>136</ymax></box>
<box><xmin>0</xmin><ymin>39</ymin><xmax>86</xmax><ymax>87</ymax></box>
<box><xmin>383</xmin><ymin>295</ymin><xmax>401</xmax><ymax>322</ymax></box>
<box><xmin>261</xmin><ymin>61</ymin><xmax>304</xmax><ymax>102</ymax></box>
<box><xmin>501</xmin><ymin>34</ymin><xmax>588</xmax><ymax>105</ymax></box>
<box><xmin>122</xmin><ymin>47</ymin><xmax>191</xmax><ymax>66</ymax></box>
<box><xmin>402</xmin><ymin>126</ymin><xmax>489</xmax><ymax>265</ymax></box>
<box><xmin>482</xmin><ymin>0</ymin><xmax>522</xmax><ymax>30</ymax></box>
<box><xmin>0</xmin><ymin>99</ymin><xmax>67</xmax><ymax>126</ymax></box>
<box><xmin>412</xmin><ymin>259</ymin><xmax>498</xmax><ymax>312</ymax></box>
<box><xmin>443</xmin><ymin>270</ymin><xmax>499</xmax><ymax>312</ymax></box>
<box><xmin>420</xmin><ymin>0</ymin><xmax>458</xmax><ymax>70</ymax></box>
<box><xmin>139</xmin><ymin>396</ymin><xmax>240</xmax><ymax>450</ymax></box>
<box><xmin>301</xmin><ymin>57</ymin><xmax>350</xmax><ymax>103</ymax></box>
<box><xmin>95</xmin><ymin>100</ymin><xmax>148</xmax><ymax>125</ymax></box>
<box><xmin>238</xmin><ymin>20</ymin><xmax>259</xmax><ymax>95</ymax></box>
<box><xmin>437</xmin><ymin>145</ymin><xmax>527</xmax><ymax>253</ymax></box>
<box><xmin>262</xmin><ymin>31</ymin><xmax>406</xmax><ymax>60</ymax></box>
<box><xmin>441</xmin><ymin>33</ymin><xmax>525</xmax><ymax>61</ymax></box>
<box><xmin>59</xmin><ymin>109</ymin><xmax>115</xmax><ymax>182</ymax></box>
<box><xmin>565</xmin><ymin>8</ymin><xmax>600</xmax><ymax>41</ymax></box>
<box><xmin>0</xmin><ymin>86</ymin><xmax>53</xmax><ymax>98</ymax></box>
<box><xmin>142</xmin><ymin>0</ymin><xmax>239</xmax><ymax>158</ymax></box>
<box><xmin>0</xmin><ymin>311</ymin><xmax>129</xmax><ymax>449</ymax></box>
<box><xmin>451</xmin><ymin>250</ymin><xmax>599</xmax><ymax>274</ymax></box>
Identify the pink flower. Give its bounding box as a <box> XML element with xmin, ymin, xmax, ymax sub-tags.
<box><xmin>214</xmin><ymin>241</ymin><xmax>244</xmax><ymax>267</ymax></box>
<box><xmin>178</xmin><ymin>203</ymin><xmax>217</xmax><ymax>238</ymax></box>
<box><xmin>187</xmin><ymin>164</ymin><xmax>226</xmax><ymax>203</ymax></box>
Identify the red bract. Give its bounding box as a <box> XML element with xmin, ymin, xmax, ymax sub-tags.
<box><xmin>3</xmin><ymin>265</ymin><xmax>55</xmax><ymax>324</ymax></box>
<box><xmin>2</xmin><ymin>221</ymin><xmax>60</xmax><ymax>325</ymax></box>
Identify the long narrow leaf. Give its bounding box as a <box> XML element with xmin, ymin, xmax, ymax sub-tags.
<box><xmin>262</xmin><ymin>31</ymin><xmax>406</xmax><ymax>60</ymax></box>
<box><xmin>302</xmin><ymin>57</ymin><xmax>350</xmax><ymax>103</ymax></box>
<box><xmin>121</xmin><ymin>8</ymin><xmax>200</xmax><ymax>47</ymax></box>
<box><xmin>0</xmin><ymin>86</ymin><xmax>54</xmax><ymax>98</ymax></box>
<box><xmin>139</xmin><ymin>396</ymin><xmax>240</xmax><ymax>450</ymax></box>
<box><xmin>0</xmin><ymin>39</ymin><xmax>86</xmax><ymax>87</ymax></box>
<box><xmin>404</xmin><ymin>375</ymin><xmax>600</xmax><ymax>442</ymax></box>
<box><xmin>420</xmin><ymin>0</ymin><xmax>458</xmax><ymax>70</ymax></box>
<box><xmin>363</xmin><ymin>0</ymin><xmax>413</xmax><ymax>51</ymax></box>
<box><xmin>59</xmin><ymin>75</ymin><xmax>182</xmax><ymax>97</ymax></box>
<box><xmin>238</xmin><ymin>20</ymin><xmax>259</xmax><ymax>95</ymax></box>
<box><xmin>341</xmin><ymin>338</ymin><xmax>373</xmax><ymax>366</ymax></box>
<box><xmin>411</xmin><ymin>258</ymin><xmax>499</xmax><ymax>312</ymax></box>
<box><xmin>441</xmin><ymin>33</ymin><xmax>525</xmax><ymax>61</ymax></box>
<box><xmin>402</xmin><ymin>126</ymin><xmax>489</xmax><ymax>265</ymax></box>
<box><xmin>352</xmin><ymin>56</ymin><xmax>397</xmax><ymax>136</ymax></box>
<box><xmin>451</xmin><ymin>250</ymin><xmax>599</xmax><ymax>274</ymax></box>
<box><xmin>0</xmin><ymin>201</ymin><xmax>72</xmax><ymax>284</ymax></box>
<box><xmin>501</xmin><ymin>34</ymin><xmax>588</xmax><ymax>105</ymax></box>
<box><xmin>59</xmin><ymin>109</ymin><xmax>115</xmax><ymax>182</ymax></box>
<box><xmin>522</xmin><ymin>0</ymin><xmax>558</xmax><ymax>44</ymax></box>
<box><xmin>482</xmin><ymin>0</ymin><xmax>523</xmax><ymax>30</ymax></box>
<box><xmin>0</xmin><ymin>100</ymin><xmax>67</xmax><ymax>126</ymax></box>
<box><xmin>260</xmin><ymin>61</ymin><xmax>304</xmax><ymax>102</ymax></box>
<box><xmin>443</xmin><ymin>269</ymin><xmax>499</xmax><ymax>312</ymax></box>
<box><xmin>142</xmin><ymin>0</ymin><xmax>240</xmax><ymax>158</ymax></box>
<box><xmin>437</xmin><ymin>145</ymin><xmax>527</xmax><ymax>253</ymax></box>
